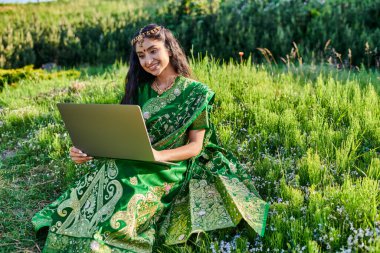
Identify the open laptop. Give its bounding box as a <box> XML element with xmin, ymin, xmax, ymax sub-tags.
<box><xmin>57</xmin><ymin>103</ymin><xmax>177</xmax><ymax>166</ymax></box>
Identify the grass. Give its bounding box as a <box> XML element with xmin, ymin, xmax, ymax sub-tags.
<box><xmin>0</xmin><ymin>59</ymin><xmax>379</xmax><ymax>252</ymax></box>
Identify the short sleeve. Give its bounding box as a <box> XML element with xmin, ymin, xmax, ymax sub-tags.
<box><xmin>189</xmin><ymin>109</ymin><xmax>209</xmax><ymax>130</ymax></box>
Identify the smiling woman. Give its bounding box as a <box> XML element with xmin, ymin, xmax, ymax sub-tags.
<box><xmin>136</xmin><ymin>37</ymin><xmax>172</xmax><ymax>75</ymax></box>
<box><xmin>32</xmin><ymin>24</ymin><xmax>269</xmax><ymax>252</ymax></box>
<box><xmin>122</xmin><ymin>24</ymin><xmax>191</xmax><ymax>104</ymax></box>
<box><xmin>135</xmin><ymin>36</ymin><xmax>176</xmax><ymax>95</ymax></box>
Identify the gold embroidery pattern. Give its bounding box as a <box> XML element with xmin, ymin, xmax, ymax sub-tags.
<box><xmin>129</xmin><ymin>176</ymin><xmax>138</xmax><ymax>186</ymax></box>
<box><xmin>216</xmin><ymin>175</ymin><xmax>268</xmax><ymax>234</ymax></box>
<box><xmin>189</xmin><ymin>179</ymin><xmax>234</xmax><ymax>231</ymax></box>
<box><xmin>44</xmin><ymin>232</ymin><xmax>152</xmax><ymax>253</ymax></box>
<box><xmin>142</xmin><ymin>77</ymin><xmax>188</xmax><ymax>117</ymax></box>
<box><xmin>108</xmin><ymin>194</ymin><xmax>145</xmax><ymax>239</ymax></box>
<box><xmin>149</xmin><ymin>85</ymin><xmax>212</xmax><ymax>150</ymax></box>
<box><xmin>162</xmin><ymin>196</ymin><xmax>191</xmax><ymax>245</ymax></box>
<box><xmin>142</xmin><ymin>76</ymin><xmax>214</xmax><ymax>150</ymax></box>
<box><xmin>105</xmin><ymin>182</ymin><xmax>174</xmax><ymax>249</ymax></box>
<box><xmin>190</xmin><ymin>109</ymin><xmax>209</xmax><ymax>130</ymax></box>
<box><xmin>51</xmin><ymin>160</ymin><xmax>123</xmax><ymax>238</ymax></box>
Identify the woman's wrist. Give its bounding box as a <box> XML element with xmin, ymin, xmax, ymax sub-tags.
<box><xmin>153</xmin><ymin>145</ymin><xmax>200</xmax><ymax>162</ymax></box>
<box><xmin>156</xmin><ymin>150</ymin><xmax>169</xmax><ymax>162</ymax></box>
<box><xmin>152</xmin><ymin>148</ymin><xmax>164</xmax><ymax>162</ymax></box>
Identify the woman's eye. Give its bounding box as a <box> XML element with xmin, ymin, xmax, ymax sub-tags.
<box><xmin>138</xmin><ymin>55</ymin><xmax>144</xmax><ymax>59</ymax></box>
<box><xmin>151</xmin><ymin>49</ymin><xmax>157</xmax><ymax>54</ymax></box>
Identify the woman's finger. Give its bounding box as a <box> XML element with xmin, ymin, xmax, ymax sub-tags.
<box><xmin>70</xmin><ymin>146</ymin><xmax>92</xmax><ymax>163</ymax></box>
<box><xmin>70</xmin><ymin>149</ymin><xmax>88</xmax><ymax>157</ymax></box>
<box><xmin>70</xmin><ymin>152</ymin><xmax>88</xmax><ymax>158</ymax></box>
<box><xmin>72</xmin><ymin>156</ymin><xmax>93</xmax><ymax>164</ymax></box>
<box><xmin>70</xmin><ymin>146</ymin><xmax>85</xmax><ymax>154</ymax></box>
<box><xmin>71</xmin><ymin>146</ymin><xmax>81</xmax><ymax>153</ymax></box>
<box><xmin>72</xmin><ymin>156</ymin><xmax>92</xmax><ymax>161</ymax></box>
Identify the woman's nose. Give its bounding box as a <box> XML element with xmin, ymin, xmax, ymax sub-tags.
<box><xmin>145</xmin><ymin>56</ymin><xmax>153</xmax><ymax>66</ymax></box>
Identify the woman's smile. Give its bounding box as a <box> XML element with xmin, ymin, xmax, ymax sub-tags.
<box><xmin>148</xmin><ymin>62</ymin><xmax>159</xmax><ymax>72</ymax></box>
<box><xmin>136</xmin><ymin>38</ymin><xmax>173</xmax><ymax>77</ymax></box>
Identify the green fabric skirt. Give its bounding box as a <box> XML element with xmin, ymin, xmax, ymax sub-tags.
<box><xmin>33</xmin><ymin>159</ymin><xmax>187</xmax><ymax>252</ymax></box>
<box><xmin>32</xmin><ymin>156</ymin><xmax>269</xmax><ymax>252</ymax></box>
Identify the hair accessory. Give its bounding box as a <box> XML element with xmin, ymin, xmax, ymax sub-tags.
<box><xmin>131</xmin><ymin>26</ymin><xmax>162</xmax><ymax>46</ymax></box>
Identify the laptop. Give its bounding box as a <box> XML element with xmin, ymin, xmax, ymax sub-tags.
<box><xmin>57</xmin><ymin>103</ymin><xmax>177</xmax><ymax>166</ymax></box>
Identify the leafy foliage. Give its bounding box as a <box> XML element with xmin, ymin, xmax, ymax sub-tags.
<box><xmin>0</xmin><ymin>0</ymin><xmax>379</xmax><ymax>68</ymax></box>
<box><xmin>0</xmin><ymin>65</ymin><xmax>80</xmax><ymax>90</ymax></box>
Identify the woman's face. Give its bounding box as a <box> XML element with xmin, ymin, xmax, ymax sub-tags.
<box><xmin>135</xmin><ymin>38</ymin><xmax>172</xmax><ymax>76</ymax></box>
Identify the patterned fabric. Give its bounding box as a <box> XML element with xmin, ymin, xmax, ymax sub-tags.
<box><xmin>32</xmin><ymin>76</ymin><xmax>269</xmax><ymax>252</ymax></box>
<box><xmin>189</xmin><ymin>109</ymin><xmax>209</xmax><ymax>130</ymax></box>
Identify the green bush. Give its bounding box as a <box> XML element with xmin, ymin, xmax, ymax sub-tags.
<box><xmin>0</xmin><ymin>65</ymin><xmax>80</xmax><ymax>89</ymax></box>
<box><xmin>161</xmin><ymin>0</ymin><xmax>380</xmax><ymax>67</ymax></box>
<box><xmin>0</xmin><ymin>0</ymin><xmax>379</xmax><ymax>68</ymax></box>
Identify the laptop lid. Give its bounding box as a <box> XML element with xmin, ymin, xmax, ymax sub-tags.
<box><xmin>57</xmin><ymin>103</ymin><xmax>175</xmax><ymax>165</ymax></box>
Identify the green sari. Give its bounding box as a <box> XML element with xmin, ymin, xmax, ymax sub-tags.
<box><xmin>32</xmin><ymin>76</ymin><xmax>269</xmax><ymax>252</ymax></box>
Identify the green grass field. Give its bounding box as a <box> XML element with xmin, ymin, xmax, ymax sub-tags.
<box><xmin>0</xmin><ymin>58</ymin><xmax>379</xmax><ymax>252</ymax></box>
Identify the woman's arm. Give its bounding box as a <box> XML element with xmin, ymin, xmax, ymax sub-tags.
<box><xmin>70</xmin><ymin>129</ymin><xmax>206</xmax><ymax>164</ymax></box>
<box><xmin>152</xmin><ymin>129</ymin><xmax>206</xmax><ymax>162</ymax></box>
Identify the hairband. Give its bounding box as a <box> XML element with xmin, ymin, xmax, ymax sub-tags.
<box><xmin>131</xmin><ymin>26</ymin><xmax>162</xmax><ymax>46</ymax></box>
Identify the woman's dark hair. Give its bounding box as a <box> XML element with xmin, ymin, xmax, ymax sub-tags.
<box><xmin>121</xmin><ymin>24</ymin><xmax>191</xmax><ymax>104</ymax></box>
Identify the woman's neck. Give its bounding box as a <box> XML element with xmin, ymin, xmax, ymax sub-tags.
<box><xmin>155</xmin><ymin>65</ymin><xmax>178</xmax><ymax>87</ymax></box>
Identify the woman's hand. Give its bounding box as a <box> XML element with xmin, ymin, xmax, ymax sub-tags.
<box><xmin>152</xmin><ymin>148</ymin><xmax>165</xmax><ymax>162</ymax></box>
<box><xmin>70</xmin><ymin>146</ymin><xmax>93</xmax><ymax>164</ymax></box>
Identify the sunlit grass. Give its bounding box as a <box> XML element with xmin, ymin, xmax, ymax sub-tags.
<box><xmin>0</xmin><ymin>60</ymin><xmax>379</xmax><ymax>252</ymax></box>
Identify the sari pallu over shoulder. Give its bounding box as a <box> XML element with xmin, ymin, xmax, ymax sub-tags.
<box><xmin>140</xmin><ymin>76</ymin><xmax>215</xmax><ymax>150</ymax></box>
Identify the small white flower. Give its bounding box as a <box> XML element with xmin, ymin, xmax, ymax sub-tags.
<box><xmin>90</xmin><ymin>240</ymin><xmax>100</xmax><ymax>251</ymax></box>
<box><xmin>178</xmin><ymin>234</ymin><xmax>185</xmax><ymax>240</ymax></box>
<box><xmin>198</xmin><ymin>210</ymin><xmax>206</xmax><ymax>216</ymax></box>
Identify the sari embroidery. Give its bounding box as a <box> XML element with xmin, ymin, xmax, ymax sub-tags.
<box><xmin>51</xmin><ymin>160</ymin><xmax>123</xmax><ymax>238</ymax></box>
<box><xmin>141</xmin><ymin>76</ymin><xmax>214</xmax><ymax>150</ymax></box>
<box><xmin>190</xmin><ymin>109</ymin><xmax>209</xmax><ymax>130</ymax></box>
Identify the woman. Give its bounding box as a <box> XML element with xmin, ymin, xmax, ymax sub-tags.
<box><xmin>32</xmin><ymin>24</ymin><xmax>269</xmax><ymax>252</ymax></box>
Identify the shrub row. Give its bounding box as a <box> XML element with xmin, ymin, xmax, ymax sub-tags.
<box><xmin>0</xmin><ymin>65</ymin><xmax>80</xmax><ymax>90</ymax></box>
<box><xmin>0</xmin><ymin>0</ymin><xmax>379</xmax><ymax>68</ymax></box>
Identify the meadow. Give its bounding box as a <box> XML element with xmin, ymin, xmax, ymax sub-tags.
<box><xmin>0</xmin><ymin>58</ymin><xmax>379</xmax><ymax>252</ymax></box>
